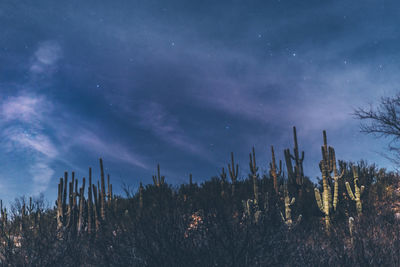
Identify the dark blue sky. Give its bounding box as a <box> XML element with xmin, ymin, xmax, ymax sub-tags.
<box><xmin>0</xmin><ymin>0</ymin><xmax>398</xmax><ymax>203</ymax></box>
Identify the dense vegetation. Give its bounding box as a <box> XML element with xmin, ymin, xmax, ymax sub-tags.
<box><xmin>0</xmin><ymin>127</ymin><xmax>399</xmax><ymax>266</ymax></box>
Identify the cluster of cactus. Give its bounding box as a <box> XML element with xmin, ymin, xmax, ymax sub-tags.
<box><xmin>46</xmin><ymin>127</ymin><xmax>365</xmax><ymax>237</ymax></box>
<box><xmin>56</xmin><ymin>158</ymin><xmax>113</xmax><ymax>236</ymax></box>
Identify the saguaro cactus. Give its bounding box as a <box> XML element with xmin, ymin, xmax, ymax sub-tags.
<box><xmin>320</xmin><ymin>131</ymin><xmax>343</xmax><ymax>211</ymax></box>
<box><xmin>88</xmin><ymin>168</ymin><xmax>93</xmax><ymax>235</ymax></box>
<box><xmin>57</xmin><ymin>178</ymin><xmax>64</xmax><ymax>231</ymax></box>
<box><xmin>63</xmin><ymin>172</ymin><xmax>68</xmax><ymax>218</ymax></box>
<box><xmin>284</xmin><ymin>126</ymin><xmax>304</xmax><ymax>195</ymax></box>
<box><xmin>228</xmin><ymin>152</ymin><xmax>238</xmax><ymax>196</ymax></box>
<box><xmin>77</xmin><ymin>177</ymin><xmax>85</xmax><ymax>234</ymax></box>
<box><xmin>100</xmin><ymin>158</ymin><xmax>106</xmax><ymax>221</ymax></box>
<box><xmin>139</xmin><ymin>182</ymin><xmax>144</xmax><ymax>210</ymax></box>
<box><xmin>107</xmin><ymin>174</ymin><xmax>112</xmax><ymax>208</ymax></box>
<box><xmin>314</xmin><ymin>130</ymin><xmax>342</xmax><ymax>231</ymax></box>
<box><xmin>280</xmin><ymin>184</ymin><xmax>301</xmax><ymax>228</ymax></box>
<box><xmin>269</xmin><ymin>145</ymin><xmax>282</xmax><ymax>194</ymax></box>
<box><xmin>346</xmin><ymin>166</ymin><xmax>365</xmax><ymax>215</ymax></box>
<box><xmin>249</xmin><ymin>147</ymin><xmax>259</xmax><ymax>204</ymax></box>
<box><xmin>92</xmin><ymin>184</ymin><xmax>100</xmax><ymax>232</ymax></box>
<box><xmin>152</xmin><ymin>164</ymin><xmax>165</xmax><ymax>187</ymax></box>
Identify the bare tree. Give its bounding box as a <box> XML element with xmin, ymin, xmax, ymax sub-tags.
<box><xmin>354</xmin><ymin>93</ymin><xmax>400</xmax><ymax>165</ymax></box>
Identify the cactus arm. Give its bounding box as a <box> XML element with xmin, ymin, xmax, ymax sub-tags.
<box><xmin>290</xmin><ymin>197</ymin><xmax>295</xmax><ymax>206</ymax></box>
<box><xmin>345</xmin><ymin>182</ymin><xmax>356</xmax><ymax>201</ymax></box>
<box><xmin>280</xmin><ymin>211</ymin><xmax>285</xmax><ymax>222</ymax></box>
<box><xmin>314</xmin><ymin>188</ymin><xmax>324</xmax><ymax>212</ymax></box>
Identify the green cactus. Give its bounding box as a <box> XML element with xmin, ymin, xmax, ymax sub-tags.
<box><xmin>100</xmin><ymin>158</ymin><xmax>106</xmax><ymax>221</ymax></box>
<box><xmin>284</xmin><ymin>126</ymin><xmax>304</xmax><ymax>193</ymax></box>
<box><xmin>88</xmin><ymin>167</ymin><xmax>93</xmax><ymax>235</ymax></box>
<box><xmin>269</xmin><ymin>145</ymin><xmax>282</xmax><ymax>195</ymax></box>
<box><xmin>314</xmin><ymin>130</ymin><xmax>343</xmax><ymax>231</ymax></box>
<box><xmin>345</xmin><ymin>166</ymin><xmax>365</xmax><ymax>215</ymax></box>
<box><xmin>77</xmin><ymin>177</ymin><xmax>85</xmax><ymax>234</ymax></box>
<box><xmin>280</xmin><ymin>184</ymin><xmax>302</xmax><ymax>228</ymax></box>
<box><xmin>57</xmin><ymin>178</ymin><xmax>64</xmax><ymax>231</ymax></box>
<box><xmin>139</xmin><ymin>182</ymin><xmax>144</xmax><ymax>210</ymax></box>
<box><xmin>152</xmin><ymin>164</ymin><xmax>165</xmax><ymax>187</ymax></box>
<box><xmin>228</xmin><ymin>152</ymin><xmax>238</xmax><ymax>196</ymax></box>
<box><xmin>249</xmin><ymin>147</ymin><xmax>259</xmax><ymax>204</ymax></box>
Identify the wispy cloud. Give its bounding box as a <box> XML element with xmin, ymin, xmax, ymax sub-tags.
<box><xmin>137</xmin><ymin>102</ymin><xmax>209</xmax><ymax>158</ymax></box>
<box><xmin>3</xmin><ymin>127</ymin><xmax>58</xmax><ymax>158</ymax></box>
<box><xmin>1</xmin><ymin>94</ymin><xmax>50</xmax><ymax>124</ymax></box>
<box><xmin>75</xmin><ymin>129</ymin><xmax>148</xmax><ymax>169</ymax></box>
<box><xmin>0</xmin><ymin>92</ymin><xmax>58</xmax><ymax>195</ymax></box>
<box><xmin>30</xmin><ymin>41</ymin><xmax>62</xmax><ymax>74</ymax></box>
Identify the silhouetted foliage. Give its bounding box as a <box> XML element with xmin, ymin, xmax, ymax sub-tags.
<box><xmin>0</xmin><ymin>130</ymin><xmax>399</xmax><ymax>266</ymax></box>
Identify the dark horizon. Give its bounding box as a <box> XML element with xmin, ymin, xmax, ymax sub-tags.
<box><xmin>0</xmin><ymin>0</ymin><xmax>398</xmax><ymax>205</ymax></box>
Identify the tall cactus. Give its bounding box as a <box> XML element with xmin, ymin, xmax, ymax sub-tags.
<box><xmin>152</xmin><ymin>164</ymin><xmax>165</xmax><ymax>187</ymax></box>
<box><xmin>249</xmin><ymin>147</ymin><xmax>259</xmax><ymax>204</ymax></box>
<box><xmin>284</xmin><ymin>126</ymin><xmax>304</xmax><ymax>195</ymax></box>
<box><xmin>88</xmin><ymin>168</ymin><xmax>93</xmax><ymax>235</ymax></box>
<box><xmin>346</xmin><ymin>166</ymin><xmax>365</xmax><ymax>215</ymax></box>
<box><xmin>57</xmin><ymin>178</ymin><xmax>64</xmax><ymax>231</ymax></box>
<box><xmin>139</xmin><ymin>182</ymin><xmax>144</xmax><ymax>210</ymax></box>
<box><xmin>63</xmin><ymin>172</ymin><xmax>68</xmax><ymax>219</ymax></box>
<box><xmin>269</xmin><ymin>145</ymin><xmax>282</xmax><ymax>194</ymax></box>
<box><xmin>107</xmin><ymin>174</ymin><xmax>112</xmax><ymax>208</ymax></box>
<box><xmin>314</xmin><ymin>130</ymin><xmax>343</xmax><ymax>231</ymax></box>
<box><xmin>228</xmin><ymin>152</ymin><xmax>238</xmax><ymax>196</ymax></box>
<box><xmin>92</xmin><ymin>184</ymin><xmax>100</xmax><ymax>232</ymax></box>
<box><xmin>77</xmin><ymin>177</ymin><xmax>85</xmax><ymax>234</ymax></box>
<box><xmin>100</xmin><ymin>158</ymin><xmax>106</xmax><ymax>221</ymax></box>
<box><xmin>280</xmin><ymin>184</ymin><xmax>301</xmax><ymax>228</ymax></box>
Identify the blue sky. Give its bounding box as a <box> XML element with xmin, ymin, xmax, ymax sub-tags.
<box><xmin>0</xmin><ymin>0</ymin><xmax>398</xmax><ymax>204</ymax></box>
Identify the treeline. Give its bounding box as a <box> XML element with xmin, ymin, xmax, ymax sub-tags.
<box><xmin>0</xmin><ymin>127</ymin><xmax>399</xmax><ymax>266</ymax></box>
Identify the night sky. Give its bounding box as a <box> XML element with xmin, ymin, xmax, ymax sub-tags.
<box><xmin>0</xmin><ymin>1</ymin><xmax>398</xmax><ymax>204</ymax></box>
